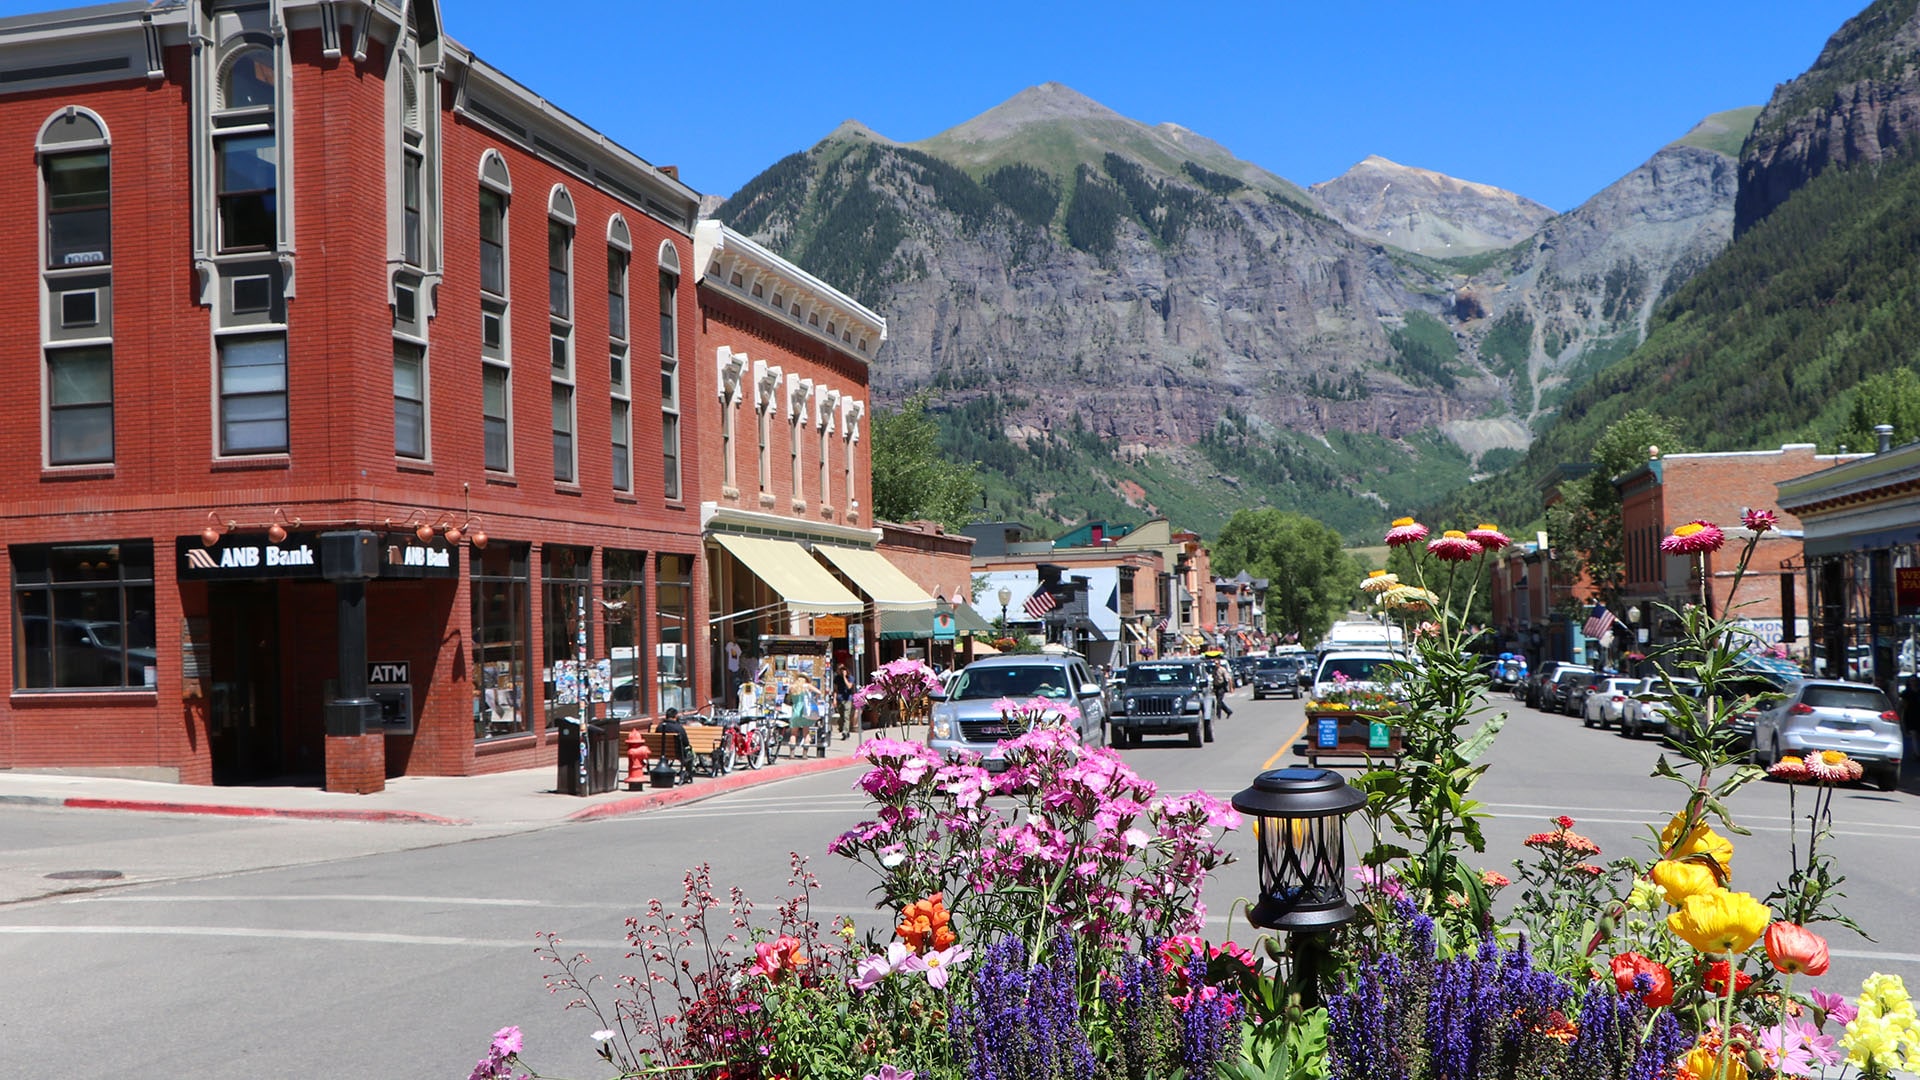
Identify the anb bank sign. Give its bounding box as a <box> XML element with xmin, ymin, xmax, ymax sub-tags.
<box><xmin>176</xmin><ymin>531</ymin><xmax>458</xmax><ymax>581</ymax></box>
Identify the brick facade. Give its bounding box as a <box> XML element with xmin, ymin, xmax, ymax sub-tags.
<box><xmin>0</xmin><ymin>2</ymin><xmax>706</xmax><ymax>786</ymax></box>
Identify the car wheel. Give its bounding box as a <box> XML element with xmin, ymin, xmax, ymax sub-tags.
<box><xmin>1769</xmin><ymin>735</ymin><xmax>1785</xmax><ymax>769</ymax></box>
<box><xmin>1583</xmin><ymin>708</ymin><xmax>1595</xmax><ymax>729</ymax></box>
<box><xmin>1253</xmin><ymin>691</ymin><xmax>1263</xmax><ymax>701</ymax></box>
<box><xmin>1875</xmin><ymin>766</ymin><xmax>1899</xmax><ymax>793</ymax></box>
<box><xmin>1187</xmin><ymin>726</ymin><xmax>1203</xmax><ymax>748</ymax></box>
<box><xmin>1622</xmin><ymin>715</ymin><xmax>1638</xmax><ymax>739</ymax></box>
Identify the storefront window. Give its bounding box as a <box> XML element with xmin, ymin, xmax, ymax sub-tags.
<box><xmin>11</xmin><ymin>541</ymin><xmax>155</xmax><ymax>690</ymax></box>
<box><xmin>471</xmin><ymin>543</ymin><xmax>530</xmax><ymax>741</ymax></box>
<box><xmin>543</xmin><ymin>546</ymin><xmax>592</xmax><ymax>729</ymax></box>
<box><xmin>657</xmin><ymin>552</ymin><xmax>694</xmax><ymax>714</ymax></box>
<box><xmin>604</xmin><ymin>549</ymin><xmax>646</xmax><ymax>721</ymax></box>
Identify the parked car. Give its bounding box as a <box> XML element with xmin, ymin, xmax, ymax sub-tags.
<box><xmin>927</xmin><ymin>655</ymin><xmax>1108</xmax><ymax>768</ymax></box>
<box><xmin>1564</xmin><ymin>671</ymin><xmax>1616</xmax><ymax>719</ymax></box>
<box><xmin>1619</xmin><ymin>676</ymin><xmax>1700</xmax><ymax>740</ymax></box>
<box><xmin>1523</xmin><ymin>661</ymin><xmax>1583</xmax><ymax>709</ymax></box>
<box><xmin>1581</xmin><ymin>676</ymin><xmax>1642</xmax><ymax>730</ymax></box>
<box><xmin>1489</xmin><ymin>653</ymin><xmax>1528</xmax><ymax>692</ymax></box>
<box><xmin>1252</xmin><ymin>655</ymin><xmax>1303</xmax><ymax>700</ymax></box>
<box><xmin>1228</xmin><ymin>656</ymin><xmax>1256</xmax><ymax>687</ymax></box>
<box><xmin>1309</xmin><ymin>649</ymin><xmax>1407</xmax><ymax>704</ymax></box>
<box><xmin>1752</xmin><ymin>679</ymin><xmax>1903</xmax><ymax>791</ymax></box>
<box><xmin>1543</xmin><ymin>665</ymin><xmax>1598</xmax><ymax>714</ymax></box>
<box><xmin>1110</xmin><ymin>660</ymin><xmax>1214</xmax><ymax>748</ymax></box>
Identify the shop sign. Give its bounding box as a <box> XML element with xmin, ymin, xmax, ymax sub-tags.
<box><xmin>933</xmin><ymin>609</ymin><xmax>956</xmax><ymax>642</ymax></box>
<box><xmin>369</xmin><ymin>661</ymin><xmax>410</xmax><ymax>685</ymax></box>
<box><xmin>813</xmin><ymin>614</ymin><xmax>847</xmax><ymax>637</ymax></box>
<box><xmin>377</xmin><ymin>533</ymin><xmax>458</xmax><ymax>580</ymax></box>
<box><xmin>176</xmin><ymin>532</ymin><xmax>325</xmax><ymax>580</ymax></box>
<box><xmin>1898</xmin><ymin>568</ymin><xmax>1920</xmax><ymax>615</ymax></box>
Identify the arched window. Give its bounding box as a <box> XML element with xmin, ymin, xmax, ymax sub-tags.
<box><xmin>548</xmin><ymin>185</ymin><xmax>576</xmax><ymax>483</ymax></box>
<box><xmin>607</xmin><ymin>215</ymin><xmax>632</xmax><ymax>493</ymax></box>
<box><xmin>38</xmin><ymin>108</ymin><xmax>111</xmax><ymax>270</ymax></box>
<box><xmin>658</xmin><ymin>241</ymin><xmax>682</xmax><ymax>500</ymax></box>
<box><xmin>215</xmin><ymin>45</ymin><xmax>278</xmax><ymax>251</ymax></box>
<box><xmin>478</xmin><ymin>150</ymin><xmax>512</xmax><ymax>471</ymax></box>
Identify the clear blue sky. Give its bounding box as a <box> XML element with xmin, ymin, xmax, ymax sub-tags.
<box><xmin>4</xmin><ymin>1</ymin><xmax>1873</xmax><ymax>211</ymax></box>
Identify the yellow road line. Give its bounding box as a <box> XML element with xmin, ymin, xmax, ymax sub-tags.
<box><xmin>1262</xmin><ymin>718</ymin><xmax>1307</xmax><ymax>771</ymax></box>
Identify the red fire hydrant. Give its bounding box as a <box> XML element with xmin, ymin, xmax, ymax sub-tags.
<box><xmin>624</xmin><ymin>729</ymin><xmax>651</xmax><ymax>790</ymax></box>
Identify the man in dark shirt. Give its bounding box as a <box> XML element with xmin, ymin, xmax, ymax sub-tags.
<box><xmin>656</xmin><ymin>708</ymin><xmax>689</xmax><ymax>774</ymax></box>
<box><xmin>833</xmin><ymin>664</ymin><xmax>857</xmax><ymax>740</ymax></box>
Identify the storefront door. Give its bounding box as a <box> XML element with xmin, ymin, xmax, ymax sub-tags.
<box><xmin>208</xmin><ymin>583</ymin><xmax>285</xmax><ymax>784</ymax></box>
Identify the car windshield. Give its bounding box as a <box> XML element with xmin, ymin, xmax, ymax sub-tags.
<box><xmin>1802</xmin><ymin>686</ymin><xmax>1892</xmax><ymax>712</ymax></box>
<box><xmin>1319</xmin><ymin>656</ymin><xmax>1398</xmax><ymax>682</ymax></box>
<box><xmin>1255</xmin><ymin>658</ymin><xmax>1295</xmax><ymax>671</ymax></box>
<box><xmin>1126</xmin><ymin>665</ymin><xmax>1199</xmax><ymax>688</ymax></box>
<box><xmin>948</xmin><ymin>665</ymin><xmax>1072</xmax><ymax>701</ymax></box>
<box><xmin>1605</xmin><ymin>678</ymin><xmax>1638</xmax><ymax>693</ymax></box>
<box><xmin>1554</xmin><ymin>669</ymin><xmax>1595</xmax><ymax>684</ymax></box>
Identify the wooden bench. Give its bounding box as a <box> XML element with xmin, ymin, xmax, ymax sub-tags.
<box><xmin>681</xmin><ymin>725</ymin><xmax>728</xmax><ymax>776</ymax></box>
<box><xmin>639</xmin><ymin>731</ymin><xmax>686</xmax><ymax>788</ymax></box>
<box><xmin>1298</xmin><ymin>714</ymin><xmax>1404</xmax><ymax>770</ymax></box>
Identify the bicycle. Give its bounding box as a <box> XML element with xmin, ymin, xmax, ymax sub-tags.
<box><xmin>718</xmin><ymin>712</ymin><xmax>766</xmax><ymax>772</ymax></box>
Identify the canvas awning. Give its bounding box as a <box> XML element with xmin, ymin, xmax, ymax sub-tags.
<box><xmin>879</xmin><ymin>603</ymin><xmax>995</xmax><ymax>641</ymax></box>
<box><xmin>1124</xmin><ymin>622</ymin><xmax>1150</xmax><ymax>644</ymax></box>
<box><xmin>712</xmin><ymin>533</ymin><xmax>863</xmax><ymax>615</ymax></box>
<box><xmin>813</xmin><ymin>545</ymin><xmax>937</xmax><ymax>613</ymax></box>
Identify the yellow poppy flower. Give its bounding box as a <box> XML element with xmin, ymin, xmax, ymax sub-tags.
<box><xmin>1680</xmin><ymin>1044</ymin><xmax>1749</xmax><ymax>1080</ymax></box>
<box><xmin>1668</xmin><ymin>889</ymin><xmax>1771</xmax><ymax>955</ymax></box>
<box><xmin>1661</xmin><ymin>813</ymin><xmax>1734</xmax><ymax>879</ymax></box>
<box><xmin>1651</xmin><ymin>859</ymin><xmax>1719</xmax><ymax>906</ymax></box>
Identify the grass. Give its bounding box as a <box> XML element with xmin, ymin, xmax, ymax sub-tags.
<box><xmin>1673</xmin><ymin>106</ymin><xmax>1763</xmax><ymax>158</ymax></box>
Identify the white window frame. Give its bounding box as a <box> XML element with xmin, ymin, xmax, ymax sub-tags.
<box><xmin>548</xmin><ymin>185</ymin><xmax>576</xmax><ymax>485</ymax></box>
<box><xmin>608</xmin><ymin>217</ymin><xmax>632</xmax><ymax>493</ymax></box>
<box><xmin>38</xmin><ymin>106</ymin><xmax>115</xmax><ymax>470</ymax></box>
<box><xmin>212</xmin><ymin>44</ymin><xmax>279</xmax><ymax>255</ymax></box>
<box><xmin>394</xmin><ymin>336</ymin><xmax>428</xmax><ymax>460</ymax></box>
<box><xmin>216</xmin><ymin>330</ymin><xmax>290</xmax><ymax>456</ymax></box>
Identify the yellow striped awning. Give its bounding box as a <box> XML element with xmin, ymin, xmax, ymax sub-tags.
<box><xmin>713</xmin><ymin>533</ymin><xmax>864</xmax><ymax>615</ymax></box>
<box><xmin>813</xmin><ymin>545</ymin><xmax>937</xmax><ymax>613</ymax></box>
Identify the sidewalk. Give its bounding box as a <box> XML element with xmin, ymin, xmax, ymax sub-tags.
<box><xmin>0</xmin><ymin>725</ymin><xmax>914</xmax><ymax>828</ymax></box>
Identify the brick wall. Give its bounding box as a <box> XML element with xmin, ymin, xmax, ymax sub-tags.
<box><xmin>324</xmin><ymin>732</ymin><xmax>385</xmax><ymax>794</ymax></box>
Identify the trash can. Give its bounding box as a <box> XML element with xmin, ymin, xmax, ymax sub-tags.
<box><xmin>557</xmin><ymin>718</ymin><xmax>621</xmax><ymax>795</ymax></box>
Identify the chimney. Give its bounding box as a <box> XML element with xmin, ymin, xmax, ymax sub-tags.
<box><xmin>1875</xmin><ymin>424</ymin><xmax>1894</xmax><ymax>454</ymax></box>
<box><xmin>659</xmin><ymin>165</ymin><xmax>679</xmax><ymax>180</ymax></box>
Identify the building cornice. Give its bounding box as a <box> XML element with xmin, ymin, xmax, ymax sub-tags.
<box><xmin>692</xmin><ymin>220</ymin><xmax>885</xmax><ymax>365</ymax></box>
<box><xmin>701</xmin><ymin>502</ymin><xmax>880</xmax><ymax>547</ymax></box>
<box><xmin>1778</xmin><ymin>441</ymin><xmax>1920</xmax><ymax>517</ymax></box>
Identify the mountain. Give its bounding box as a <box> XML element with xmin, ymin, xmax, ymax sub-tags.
<box><xmin>1309</xmin><ymin>155</ymin><xmax>1555</xmax><ymax>258</ymax></box>
<box><xmin>1737</xmin><ymin>0</ymin><xmax>1920</xmax><ymax>233</ymax></box>
<box><xmin>714</xmin><ymin>85</ymin><xmax>1744</xmax><ymax>538</ymax></box>
<box><xmin>1434</xmin><ymin>2</ymin><xmax>1920</xmax><ymax>532</ymax></box>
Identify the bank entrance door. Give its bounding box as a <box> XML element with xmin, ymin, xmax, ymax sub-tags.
<box><xmin>208</xmin><ymin>583</ymin><xmax>285</xmax><ymax>784</ymax></box>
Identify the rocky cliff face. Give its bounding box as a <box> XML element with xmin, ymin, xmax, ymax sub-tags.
<box><xmin>1736</xmin><ymin>0</ymin><xmax>1920</xmax><ymax>233</ymax></box>
<box><xmin>1310</xmin><ymin>155</ymin><xmax>1555</xmax><ymax>257</ymax></box>
<box><xmin>714</xmin><ymin>85</ymin><xmax>1744</xmax><ymax>532</ymax></box>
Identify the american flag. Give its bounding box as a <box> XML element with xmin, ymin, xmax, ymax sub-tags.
<box><xmin>1023</xmin><ymin>591</ymin><xmax>1057</xmax><ymax>619</ymax></box>
<box><xmin>1153</xmin><ymin>616</ymin><xmax>1170</xmax><ymax>632</ymax></box>
<box><xmin>1582</xmin><ymin>604</ymin><xmax>1618</xmax><ymax>640</ymax></box>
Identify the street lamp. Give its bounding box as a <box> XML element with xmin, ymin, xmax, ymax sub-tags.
<box><xmin>997</xmin><ymin>586</ymin><xmax>1012</xmax><ymax>629</ymax></box>
<box><xmin>1231</xmin><ymin>767</ymin><xmax>1365</xmax><ymax>931</ymax></box>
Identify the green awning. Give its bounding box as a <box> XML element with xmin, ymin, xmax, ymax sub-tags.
<box><xmin>880</xmin><ymin>603</ymin><xmax>996</xmax><ymax>640</ymax></box>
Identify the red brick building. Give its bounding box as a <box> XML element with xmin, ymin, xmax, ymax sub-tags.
<box><xmin>0</xmin><ymin>0</ymin><xmax>707</xmax><ymax>789</ymax></box>
<box><xmin>690</xmin><ymin>221</ymin><xmax>910</xmax><ymax>704</ymax></box>
<box><xmin>1616</xmin><ymin>444</ymin><xmax>1863</xmax><ymax>653</ymax></box>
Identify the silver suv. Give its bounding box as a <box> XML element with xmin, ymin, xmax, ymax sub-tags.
<box><xmin>1753</xmin><ymin>680</ymin><xmax>1903</xmax><ymax>791</ymax></box>
<box><xmin>927</xmin><ymin>655</ymin><xmax>1108</xmax><ymax>766</ymax></box>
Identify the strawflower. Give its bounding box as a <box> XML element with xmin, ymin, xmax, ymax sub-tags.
<box><xmin>1767</xmin><ymin>922</ymin><xmax>1832</xmax><ymax>976</ymax></box>
<box><xmin>1668</xmin><ymin>888</ymin><xmax>1771</xmax><ymax>955</ymax></box>
<box><xmin>1662</xmin><ymin>520</ymin><xmax>1726</xmax><ymax>554</ymax></box>
<box><xmin>1384</xmin><ymin>517</ymin><xmax>1429</xmax><ymax>547</ymax></box>
<box><xmin>1426</xmin><ymin>529</ymin><xmax>1481</xmax><ymax>562</ymax></box>
<box><xmin>1770</xmin><ymin>755</ymin><xmax>1812</xmax><ymax>783</ymax></box>
<box><xmin>1466</xmin><ymin>523</ymin><xmax>1511</xmax><ymax>551</ymax></box>
<box><xmin>1360</xmin><ymin>569</ymin><xmax>1399</xmax><ymax>593</ymax></box>
<box><xmin>1744</xmin><ymin>508</ymin><xmax>1779</xmax><ymax>533</ymax></box>
<box><xmin>1808</xmin><ymin>750</ymin><xmax>1865</xmax><ymax>784</ymax></box>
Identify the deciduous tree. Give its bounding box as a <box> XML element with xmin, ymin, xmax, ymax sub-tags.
<box><xmin>870</xmin><ymin>393</ymin><xmax>983</xmax><ymax>531</ymax></box>
<box><xmin>1210</xmin><ymin>509</ymin><xmax>1355</xmax><ymax>643</ymax></box>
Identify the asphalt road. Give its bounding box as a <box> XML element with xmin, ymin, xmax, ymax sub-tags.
<box><xmin>0</xmin><ymin>687</ymin><xmax>1915</xmax><ymax>1078</ymax></box>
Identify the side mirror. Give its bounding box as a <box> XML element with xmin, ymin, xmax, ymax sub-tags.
<box><xmin>1078</xmin><ymin>682</ymin><xmax>1102</xmax><ymax>698</ymax></box>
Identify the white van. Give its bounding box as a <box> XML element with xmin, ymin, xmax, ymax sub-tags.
<box><xmin>1310</xmin><ymin>649</ymin><xmax>1408</xmax><ymax>703</ymax></box>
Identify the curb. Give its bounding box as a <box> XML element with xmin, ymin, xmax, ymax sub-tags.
<box><xmin>17</xmin><ymin>796</ymin><xmax>472</xmax><ymax>826</ymax></box>
<box><xmin>566</xmin><ymin>753</ymin><xmax>861</xmax><ymax>821</ymax></box>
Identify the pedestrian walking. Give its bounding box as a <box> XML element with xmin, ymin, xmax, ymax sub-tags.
<box><xmin>1212</xmin><ymin>660</ymin><xmax>1233</xmax><ymax>719</ymax></box>
<box><xmin>833</xmin><ymin>663</ymin><xmax>856</xmax><ymax>740</ymax></box>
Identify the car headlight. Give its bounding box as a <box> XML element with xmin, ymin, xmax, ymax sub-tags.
<box><xmin>930</xmin><ymin>716</ymin><xmax>952</xmax><ymax>739</ymax></box>
<box><xmin>1124</xmin><ymin>698</ymin><xmax>1134</xmax><ymax>713</ymax></box>
<box><xmin>1183</xmin><ymin>695</ymin><xmax>1200</xmax><ymax>713</ymax></box>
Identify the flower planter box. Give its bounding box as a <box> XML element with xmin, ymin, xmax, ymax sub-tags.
<box><xmin>1298</xmin><ymin>708</ymin><xmax>1404</xmax><ymax>769</ymax></box>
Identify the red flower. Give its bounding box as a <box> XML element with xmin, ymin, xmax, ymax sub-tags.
<box><xmin>1556</xmin><ymin>815</ymin><xmax>1576</xmax><ymax>830</ymax></box>
<box><xmin>1466</xmin><ymin>524</ymin><xmax>1511</xmax><ymax>552</ymax></box>
<box><xmin>1742</xmin><ymin>508</ymin><xmax>1778</xmax><ymax>533</ymax></box>
<box><xmin>1765</xmin><ymin>922</ymin><xmax>1831</xmax><ymax>976</ymax></box>
<box><xmin>1661</xmin><ymin>521</ymin><xmax>1725</xmax><ymax>555</ymax></box>
<box><xmin>1611</xmin><ymin>952</ymin><xmax>1675</xmax><ymax>1007</ymax></box>
<box><xmin>1385</xmin><ymin>517</ymin><xmax>1430</xmax><ymax>547</ymax></box>
<box><xmin>1699</xmin><ymin>959</ymin><xmax>1753</xmax><ymax>997</ymax></box>
<box><xmin>1427</xmin><ymin>530</ymin><xmax>1481</xmax><ymax>562</ymax></box>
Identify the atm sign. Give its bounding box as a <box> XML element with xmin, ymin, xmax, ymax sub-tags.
<box><xmin>368</xmin><ymin>662</ymin><xmax>410</xmax><ymax>686</ymax></box>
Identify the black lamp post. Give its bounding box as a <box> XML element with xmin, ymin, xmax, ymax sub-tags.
<box><xmin>1232</xmin><ymin>766</ymin><xmax>1365</xmax><ymax>1003</ymax></box>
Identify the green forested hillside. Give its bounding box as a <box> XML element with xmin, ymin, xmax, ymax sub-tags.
<box><xmin>1435</xmin><ymin>147</ymin><xmax>1920</xmax><ymax>528</ymax></box>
